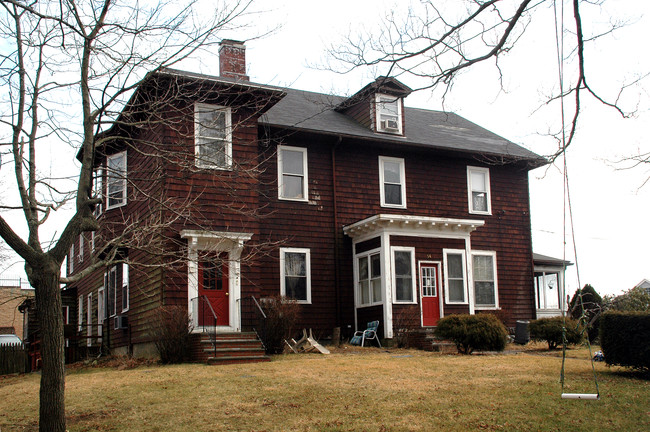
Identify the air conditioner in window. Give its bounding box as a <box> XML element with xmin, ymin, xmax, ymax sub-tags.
<box><xmin>381</xmin><ymin>119</ymin><xmax>400</xmax><ymax>131</ymax></box>
<box><xmin>114</xmin><ymin>315</ymin><xmax>128</xmax><ymax>330</ymax></box>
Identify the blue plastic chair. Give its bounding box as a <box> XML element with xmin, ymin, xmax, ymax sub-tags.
<box><xmin>350</xmin><ymin>320</ymin><xmax>381</xmax><ymax>347</ymax></box>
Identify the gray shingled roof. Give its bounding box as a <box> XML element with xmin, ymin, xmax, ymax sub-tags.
<box><xmin>155</xmin><ymin>69</ymin><xmax>544</xmax><ymax>165</ymax></box>
<box><xmin>261</xmin><ymin>87</ymin><xmax>545</xmax><ymax>165</ymax></box>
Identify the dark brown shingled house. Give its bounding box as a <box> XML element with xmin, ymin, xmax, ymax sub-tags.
<box><xmin>66</xmin><ymin>40</ymin><xmax>547</xmax><ymax>362</ymax></box>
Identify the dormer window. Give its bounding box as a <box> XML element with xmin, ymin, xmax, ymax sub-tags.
<box><xmin>376</xmin><ymin>93</ymin><xmax>402</xmax><ymax>134</ymax></box>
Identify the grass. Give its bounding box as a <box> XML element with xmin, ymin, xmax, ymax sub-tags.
<box><xmin>0</xmin><ymin>343</ymin><xmax>648</xmax><ymax>431</ymax></box>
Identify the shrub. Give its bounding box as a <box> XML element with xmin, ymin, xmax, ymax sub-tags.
<box><xmin>569</xmin><ymin>284</ymin><xmax>603</xmax><ymax>342</ymax></box>
<box><xmin>600</xmin><ymin>311</ymin><xmax>650</xmax><ymax>371</ymax></box>
<box><xmin>434</xmin><ymin>313</ymin><xmax>508</xmax><ymax>354</ymax></box>
<box><xmin>528</xmin><ymin>317</ymin><xmax>582</xmax><ymax>350</ymax></box>
<box><xmin>609</xmin><ymin>287</ymin><xmax>650</xmax><ymax>313</ymax></box>
<box><xmin>258</xmin><ymin>296</ymin><xmax>300</xmax><ymax>354</ymax></box>
<box><xmin>150</xmin><ymin>305</ymin><xmax>192</xmax><ymax>364</ymax></box>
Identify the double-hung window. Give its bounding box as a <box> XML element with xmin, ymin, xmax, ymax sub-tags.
<box><xmin>392</xmin><ymin>247</ymin><xmax>416</xmax><ymax>303</ymax></box>
<box><xmin>105</xmin><ymin>262</ymin><xmax>129</xmax><ymax>317</ymax></box>
<box><xmin>106</xmin><ymin>152</ymin><xmax>127</xmax><ymax>210</ymax></box>
<box><xmin>78</xmin><ymin>235</ymin><xmax>84</xmax><ymax>263</ymax></box>
<box><xmin>376</xmin><ymin>93</ymin><xmax>402</xmax><ymax>134</ymax></box>
<box><xmin>77</xmin><ymin>296</ymin><xmax>84</xmax><ymax>332</ymax></box>
<box><xmin>87</xmin><ymin>293</ymin><xmax>93</xmax><ymax>346</ymax></box>
<box><xmin>69</xmin><ymin>244</ymin><xmax>75</xmax><ymax>274</ymax></box>
<box><xmin>280</xmin><ymin>248</ymin><xmax>311</xmax><ymax>303</ymax></box>
<box><xmin>444</xmin><ymin>249</ymin><xmax>468</xmax><ymax>304</ymax></box>
<box><xmin>467</xmin><ymin>166</ymin><xmax>491</xmax><ymax>214</ymax></box>
<box><xmin>357</xmin><ymin>251</ymin><xmax>381</xmax><ymax>306</ymax></box>
<box><xmin>195</xmin><ymin>103</ymin><xmax>232</xmax><ymax>169</ymax></box>
<box><xmin>379</xmin><ymin>156</ymin><xmax>406</xmax><ymax>208</ymax></box>
<box><xmin>472</xmin><ymin>251</ymin><xmax>498</xmax><ymax>309</ymax></box>
<box><xmin>92</xmin><ymin>168</ymin><xmax>103</xmax><ymax>217</ymax></box>
<box><xmin>278</xmin><ymin>146</ymin><xmax>308</xmax><ymax>201</ymax></box>
<box><xmin>106</xmin><ymin>265</ymin><xmax>117</xmax><ymax>317</ymax></box>
<box><xmin>121</xmin><ymin>264</ymin><xmax>129</xmax><ymax>312</ymax></box>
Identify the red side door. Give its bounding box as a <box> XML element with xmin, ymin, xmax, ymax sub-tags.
<box><xmin>420</xmin><ymin>263</ymin><xmax>441</xmax><ymax>326</ymax></box>
<box><xmin>198</xmin><ymin>253</ymin><xmax>229</xmax><ymax>326</ymax></box>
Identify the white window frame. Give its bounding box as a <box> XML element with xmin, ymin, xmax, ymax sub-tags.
<box><xmin>355</xmin><ymin>249</ymin><xmax>383</xmax><ymax>307</ymax></box>
<box><xmin>443</xmin><ymin>249</ymin><xmax>468</xmax><ymax>304</ymax></box>
<box><xmin>121</xmin><ymin>263</ymin><xmax>129</xmax><ymax>313</ymax></box>
<box><xmin>78</xmin><ymin>234</ymin><xmax>84</xmax><ymax>263</ymax></box>
<box><xmin>77</xmin><ymin>296</ymin><xmax>83</xmax><ymax>332</ymax></box>
<box><xmin>375</xmin><ymin>93</ymin><xmax>402</xmax><ymax>134</ymax></box>
<box><xmin>277</xmin><ymin>145</ymin><xmax>309</xmax><ymax>202</ymax></box>
<box><xmin>279</xmin><ymin>248</ymin><xmax>311</xmax><ymax>304</ymax></box>
<box><xmin>391</xmin><ymin>246</ymin><xmax>417</xmax><ymax>304</ymax></box>
<box><xmin>472</xmin><ymin>251</ymin><xmax>499</xmax><ymax>310</ymax></box>
<box><xmin>106</xmin><ymin>265</ymin><xmax>118</xmax><ymax>317</ymax></box>
<box><xmin>379</xmin><ymin>156</ymin><xmax>406</xmax><ymax>209</ymax></box>
<box><xmin>106</xmin><ymin>151</ymin><xmax>127</xmax><ymax>210</ymax></box>
<box><xmin>93</xmin><ymin>167</ymin><xmax>103</xmax><ymax>217</ymax></box>
<box><xmin>62</xmin><ymin>305</ymin><xmax>70</xmax><ymax>325</ymax></box>
<box><xmin>87</xmin><ymin>293</ymin><xmax>93</xmax><ymax>347</ymax></box>
<box><xmin>97</xmin><ymin>287</ymin><xmax>104</xmax><ymax>339</ymax></box>
<box><xmin>467</xmin><ymin>166</ymin><xmax>492</xmax><ymax>215</ymax></box>
<box><xmin>91</xmin><ymin>231</ymin><xmax>95</xmax><ymax>254</ymax></box>
<box><xmin>69</xmin><ymin>244</ymin><xmax>74</xmax><ymax>274</ymax></box>
<box><xmin>194</xmin><ymin>102</ymin><xmax>232</xmax><ymax>170</ymax></box>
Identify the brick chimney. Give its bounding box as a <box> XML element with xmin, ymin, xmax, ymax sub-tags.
<box><xmin>219</xmin><ymin>39</ymin><xmax>249</xmax><ymax>81</ymax></box>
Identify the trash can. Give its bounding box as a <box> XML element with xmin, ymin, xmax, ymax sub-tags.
<box><xmin>514</xmin><ymin>320</ymin><xmax>530</xmax><ymax>345</ymax></box>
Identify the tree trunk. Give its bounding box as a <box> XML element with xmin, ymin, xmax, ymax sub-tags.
<box><xmin>33</xmin><ymin>264</ymin><xmax>66</xmax><ymax>432</ymax></box>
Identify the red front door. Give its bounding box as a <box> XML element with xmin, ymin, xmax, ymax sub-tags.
<box><xmin>420</xmin><ymin>263</ymin><xmax>441</xmax><ymax>326</ymax></box>
<box><xmin>198</xmin><ymin>253</ymin><xmax>229</xmax><ymax>326</ymax></box>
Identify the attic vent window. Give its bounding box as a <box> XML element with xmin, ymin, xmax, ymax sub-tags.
<box><xmin>376</xmin><ymin>93</ymin><xmax>402</xmax><ymax>134</ymax></box>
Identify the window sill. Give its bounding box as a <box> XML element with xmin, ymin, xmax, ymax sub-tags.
<box><xmin>380</xmin><ymin>203</ymin><xmax>407</xmax><ymax>209</ymax></box>
<box><xmin>279</xmin><ymin>196</ymin><xmax>309</xmax><ymax>203</ymax></box>
<box><xmin>106</xmin><ymin>202</ymin><xmax>127</xmax><ymax>211</ymax></box>
<box><xmin>195</xmin><ymin>163</ymin><xmax>233</xmax><ymax>171</ymax></box>
<box><xmin>356</xmin><ymin>302</ymin><xmax>383</xmax><ymax>308</ymax></box>
<box><xmin>469</xmin><ymin>210</ymin><xmax>492</xmax><ymax>216</ymax></box>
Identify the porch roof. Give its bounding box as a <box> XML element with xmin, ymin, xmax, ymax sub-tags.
<box><xmin>342</xmin><ymin>214</ymin><xmax>485</xmax><ymax>239</ymax></box>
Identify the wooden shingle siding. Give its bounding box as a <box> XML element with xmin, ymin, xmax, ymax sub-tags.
<box><xmin>68</xmin><ymin>70</ymin><xmax>540</xmax><ymax>354</ymax></box>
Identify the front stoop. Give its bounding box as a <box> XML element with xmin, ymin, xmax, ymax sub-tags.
<box><xmin>190</xmin><ymin>332</ymin><xmax>271</xmax><ymax>365</ymax></box>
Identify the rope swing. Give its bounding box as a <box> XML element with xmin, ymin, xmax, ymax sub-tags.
<box><xmin>552</xmin><ymin>0</ymin><xmax>599</xmax><ymax>401</ymax></box>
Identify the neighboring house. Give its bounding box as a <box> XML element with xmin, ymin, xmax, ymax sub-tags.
<box><xmin>67</xmin><ymin>40</ymin><xmax>547</xmax><ymax>358</ymax></box>
<box><xmin>533</xmin><ymin>253</ymin><xmax>573</xmax><ymax>318</ymax></box>
<box><xmin>634</xmin><ymin>279</ymin><xmax>650</xmax><ymax>296</ymax></box>
<box><xmin>0</xmin><ymin>280</ymin><xmax>34</xmax><ymax>340</ymax></box>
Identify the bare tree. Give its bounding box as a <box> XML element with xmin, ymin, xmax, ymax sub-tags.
<box><xmin>327</xmin><ymin>0</ymin><xmax>644</xmax><ymax>161</ymax></box>
<box><xmin>0</xmin><ymin>1</ymin><xmax>257</xmax><ymax>431</ymax></box>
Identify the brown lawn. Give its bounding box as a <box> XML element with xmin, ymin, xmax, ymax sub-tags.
<box><xmin>1</xmin><ymin>343</ymin><xmax>648</xmax><ymax>431</ymax></box>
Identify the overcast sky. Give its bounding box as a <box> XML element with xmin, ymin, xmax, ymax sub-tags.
<box><xmin>2</xmin><ymin>0</ymin><xmax>648</xmax><ymax>298</ymax></box>
<box><xmin>230</xmin><ymin>0</ymin><xmax>650</xmax><ymax>297</ymax></box>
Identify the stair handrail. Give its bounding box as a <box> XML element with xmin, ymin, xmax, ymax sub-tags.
<box><xmin>251</xmin><ymin>295</ymin><xmax>267</xmax><ymax>319</ymax></box>
<box><xmin>201</xmin><ymin>295</ymin><xmax>218</xmax><ymax>358</ymax></box>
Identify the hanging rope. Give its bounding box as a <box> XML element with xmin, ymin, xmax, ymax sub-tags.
<box><xmin>552</xmin><ymin>0</ymin><xmax>600</xmax><ymax>400</ymax></box>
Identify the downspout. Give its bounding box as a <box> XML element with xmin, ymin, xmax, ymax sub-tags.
<box><xmin>332</xmin><ymin>136</ymin><xmax>342</xmax><ymax>328</ymax></box>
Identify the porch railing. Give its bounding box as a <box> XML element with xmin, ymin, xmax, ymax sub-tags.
<box><xmin>190</xmin><ymin>295</ymin><xmax>218</xmax><ymax>355</ymax></box>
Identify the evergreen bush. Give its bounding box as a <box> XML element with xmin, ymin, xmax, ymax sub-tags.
<box><xmin>434</xmin><ymin>313</ymin><xmax>508</xmax><ymax>354</ymax></box>
<box><xmin>600</xmin><ymin>311</ymin><xmax>650</xmax><ymax>371</ymax></box>
<box><xmin>569</xmin><ymin>284</ymin><xmax>603</xmax><ymax>342</ymax></box>
<box><xmin>528</xmin><ymin>316</ymin><xmax>582</xmax><ymax>350</ymax></box>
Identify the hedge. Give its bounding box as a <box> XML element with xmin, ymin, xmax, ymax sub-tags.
<box><xmin>528</xmin><ymin>316</ymin><xmax>583</xmax><ymax>350</ymax></box>
<box><xmin>434</xmin><ymin>313</ymin><xmax>508</xmax><ymax>354</ymax></box>
<box><xmin>600</xmin><ymin>311</ymin><xmax>650</xmax><ymax>371</ymax></box>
